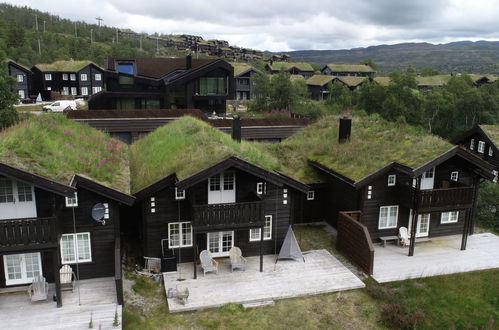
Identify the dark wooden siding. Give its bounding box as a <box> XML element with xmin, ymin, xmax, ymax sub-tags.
<box><xmin>324</xmin><ymin>177</ymin><xmax>359</xmax><ymax>227</ymax></box>
<box><xmin>458</xmin><ymin>133</ymin><xmax>499</xmax><ymax>171</ymax></box>
<box><xmin>292</xmin><ymin>184</ymin><xmax>326</xmax><ymax>224</ymax></box>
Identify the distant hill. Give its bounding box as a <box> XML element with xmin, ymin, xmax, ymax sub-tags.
<box><xmin>280</xmin><ymin>41</ymin><xmax>499</xmax><ymax>74</ymax></box>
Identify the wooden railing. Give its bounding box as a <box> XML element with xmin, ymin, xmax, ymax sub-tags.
<box><xmin>192</xmin><ymin>201</ymin><xmax>264</xmax><ymax>229</ymax></box>
<box><xmin>0</xmin><ymin>217</ymin><xmax>58</xmax><ymax>249</ymax></box>
<box><xmin>418</xmin><ymin>187</ymin><xmax>474</xmax><ymax>209</ymax></box>
<box><xmin>336</xmin><ymin>211</ymin><xmax>374</xmax><ymax>275</ymax></box>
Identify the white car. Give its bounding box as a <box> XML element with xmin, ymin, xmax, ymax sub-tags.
<box><xmin>42</xmin><ymin>100</ymin><xmax>77</xmax><ymax>112</ymax></box>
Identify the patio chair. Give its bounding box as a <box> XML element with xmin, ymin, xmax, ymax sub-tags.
<box><xmin>60</xmin><ymin>264</ymin><xmax>76</xmax><ymax>292</ymax></box>
<box><xmin>229</xmin><ymin>247</ymin><xmax>247</xmax><ymax>272</ymax></box>
<box><xmin>399</xmin><ymin>227</ymin><xmax>410</xmax><ymax>247</ymax></box>
<box><xmin>28</xmin><ymin>275</ymin><xmax>49</xmax><ymax>302</ymax></box>
<box><xmin>199</xmin><ymin>250</ymin><xmax>218</xmax><ymax>276</ymax></box>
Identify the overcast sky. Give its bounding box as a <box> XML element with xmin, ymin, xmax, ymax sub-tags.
<box><xmin>5</xmin><ymin>0</ymin><xmax>499</xmax><ymax>51</ymax></box>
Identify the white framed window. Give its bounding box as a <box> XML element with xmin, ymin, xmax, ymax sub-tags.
<box><xmin>47</xmin><ymin>87</ymin><xmax>51</xmax><ymax>91</ymax></box>
<box><xmin>256</xmin><ymin>182</ymin><xmax>266</xmax><ymax>195</ymax></box>
<box><xmin>18</xmin><ymin>90</ymin><xmax>25</xmax><ymax>99</ymax></box>
<box><xmin>307</xmin><ymin>190</ymin><xmax>315</xmax><ymax>200</ymax></box>
<box><xmin>168</xmin><ymin>222</ymin><xmax>192</xmax><ymax>248</ymax></box>
<box><xmin>387</xmin><ymin>174</ymin><xmax>396</xmax><ymax>186</ymax></box>
<box><xmin>3</xmin><ymin>252</ymin><xmax>42</xmax><ymax>286</ymax></box>
<box><xmin>103</xmin><ymin>203</ymin><xmax>109</xmax><ymax>219</ymax></box>
<box><xmin>71</xmin><ymin>87</ymin><xmax>77</xmax><ymax>95</ymax></box>
<box><xmin>150</xmin><ymin>196</ymin><xmax>155</xmax><ymax>213</ymax></box>
<box><xmin>92</xmin><ymin>86</ymin><xmax>102</xmax><ymax>94</ymax></box>
<box><xmin>489</xmin><ymin>147</ymin><xmax>493</xmax><ymax>157</ymax></box>
<box><xmin>81</xmin><ymin>87</ymin><xmax>88</xmax><ymax>96</ymax></box>
<box><xmin>44</xmin><ymin>73</ymin><xmax>52</xmax><ymax>81</ymax></box>
<box><xmin>17</xmin><ymin>182</ymin><xmax>33</xmax><ymax>202</ymax></box>
<box><xmin>95</xmin><ymin>73</ymin><xmax>102</xmax><ymax>81</ymax></box>
<box><xmin>60</xmin><ymin>233</ymin><xmax>92</xmax><ymax>264</ymax></box>
<box><xmin>62</xmin><ymin>86</ymin><xmax>69</xmax><ymax>95</ymax></box>
<box><xmin>441</xmin><ymin>211</ymin><xmax>459</xmax><ymax>224</ymax></box>
<box><xmin>62</xmin><ymin>73</ymin><xmax>68</xmax><ymax>80</ymax></box>
<box><xmin>470</xmin><ymin>139</ymin><xmax>475</xmax><ymax>150</ymax></box>
<box><xmin>450</xmin><ymin>171</ymin><xmax>459</xmax><ymax>182</ymax></box>
<box><xmin>17</xmin><ymin>74</ymin><xmax>23</xmax><ymax>82</ymax></box>
<box><xmin>70</xmin><ymin>73</ymin><xmax>76</xmax><ymax>81</ymax></box>
<box><xmin>478</xmin><ymin>141</ymin><xmax>485</xmax><ymax>153</ymax></box>
<box><xmin>493</xmin><ymin>170</ymin><xmax>498</xmax><ymax>183</ymax></box>
<box><xmin>175</xmin><ymin>188</ymin><xmax>185</xmax><ymax>200</ymax></box>
<box><xmin>367</xmin><ymin>185</ymin><xmax>372</xmax><ymax>200</ymax></box>
<box><xmin>80</xmin><ymin>73</ymin><xmax>88</xmax><ymax>81</ymax></box>
<box><xmin>65</xmin><ymin>192</ymin><xmax>78</xmax><ymax>207</ymax></box>
<box><xmin>378</xmin><ymin>205</ymin><xmax>398</xmax><ymax>229</ymax></box>
<box><xmin>249</xmin><ymin>215</ymin><xmax>272</xmax><ymax>241</ymax></box>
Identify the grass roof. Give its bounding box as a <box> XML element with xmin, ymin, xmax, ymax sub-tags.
<box><xmin>373</xmin><ymin>76</ymin><xmax>391</xmax><ymax>86</ymax></box>
<box><xmin>416</xmin><ymin>75</ymin><xmax>452</xmax><ymax>86</ymax></box>
<box><xmin>290</xmin><ymin>74</ymin><xmax>306</xmax><ymax>82</ymax></box>
<box><xmin>229</xmin><ymin>62</ymin><xmax>260</xmax><ymax>76</ymax></box>
<box><xmin>469</xmin><ymin>74</ymin><xmax>498</xmax><ymax>83</ymax></box>
<box><xmin>325</xmin><ymin>64</ymin><xmax>375</xmax><ymax>73</ymax></box>
<box><xmin>481</xmin><ymin>125</ymin><xmax>499</xmax><ymax>147</ymax></box>
<box><xmin>306</xmin><ymin>75</ymin><xmax>335</xmax><ymax>86</ymax></box>
<box><xmin>35</xmin><ymin>60</ymin><xmax>99</xmax><ymax>72</ymax></box>
<box><xmin>270</xmin><ymin>62</ymin><xmax>314</xmax><ymax>72</ymax></box>
<box><xmin>129</xmin><ymin>116</ymin><xmax>286</xmax><ymax>193</ymax></box>
<box><xmin>0</xmin><ymin>115</ymin><xmax>130</xmax><ymax>193</ymax></box>
<box><xmin>337</xmin><ymin>76</ymin><xmax>368</xmax><ymax>87</ymax></box>
<box><xmin>268</xmin><ymin>115</ymin><xmax>452</xmax><ymax>183</ymax></box>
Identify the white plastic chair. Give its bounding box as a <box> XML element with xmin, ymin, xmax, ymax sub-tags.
<box><xmin>399</xmin><ymin>227</ymin><xmax>411</xmax><ymax>247</ymax></box>
<box><xmin>229</xmin><ymin>247</ymin><xmax>247</xmax><ymax>272</ymax></box>
<box><xmin>28</xmin><ymin>276</ymin><xmax>49</xmax><ymax>302</ymax></box>
<box><xmin>199</xmin><ymin>250</ymin><xmax>218</xmax><ymax>276</ymax></box>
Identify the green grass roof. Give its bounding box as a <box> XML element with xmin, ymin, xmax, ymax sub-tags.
<box><xmin>306</xmin><ymin>75</ymin><xmax>335</xmax><ymax>86</ymax></box>
<box><xmin>325</xmin><ymin>64</ymin><xmax>375</xmax><ymax>73</ymax></box>
<box><xmin>373</xmin><ymin>76</ymin><xmax>391</xmax><ymax>86</ymax></box>
<box><xmin>0</xmin><ymin>115</ymin><xmax>130</xmax><ymax>193</ymax></box>
<box><xmin>268</xmin><ymin>115</ymin><xmax>452</xmax><ymax>183</ymax></box>
<box><xmin>416</xmin><ymin>75</ymin><xmax>452</xmax><ymax>86</ymax></box>
<box><xmin>337</xmin><ymin>76</ymin><xmax>368</xmax><ymax>87</ymax></box>
<box><xmin>35</xmin><ymin>60</ymin><xmax>99</xmax><ymax>72</ymax></box>
<box><xmin>290</xmin><ymin>74</ymin><xmax>306</xmax><ymax>81</ymax></box>
<box><xmin>481</xmin><ymin>125</ymin><xmax>499</xmax><ymax>146</ymax></box>
<box><xmin>270</xmin><ymin>62</ymin><xmax>314</xmax><ymax>71</ymax></box>
<box><xmin>230</xmin><ymin>62</ymin><xmax>260</xmax><ymax>76</ymax></box>
<box><xmin>469</xmin><ymin>74</ymin><xmax>498</xmax><ymax>83</ymax></box>
<box><xmin>129</xmin><ymin>116</ymin><xmax>286</xmax><ymax>193</ymax></box>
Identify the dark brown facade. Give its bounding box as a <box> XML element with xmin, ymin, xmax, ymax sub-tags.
<box><xmin>7</xmin><ymin>61</ymin><xmax>32</xmax><ymax>101</ymax></box>
<box><xmin>452</xmin><ymin>125</ymin><xmax>499</xmax><ymax>173</ymax></box>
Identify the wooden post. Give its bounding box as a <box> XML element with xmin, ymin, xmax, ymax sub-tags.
<box><xmin>408</xmin><ymin>178</ymin><xmax>420</xmax><ymax>257</ymax></box>
<box><xmin>461</xmin><ymin>209</ymin><xmax>470</xmax><ymax>250</ymax></box>
<box><xmin>468</xmin><ymin>177</ymin><xmax>481</xmax><ymax>236</ymax></box>
<box><xmin>52</xmin><ymin>249</ymin><xmax>62</xmax><ymax>307</ymax></box>
<box><xmin>259</xmin><ymin>225</ymin><xmax>264</xmax><ymax>272</ymax></box>
<box><xmin>193</xmin><ymin>231</ymin><xmax>197</xmax><ymax>279</ymax></box>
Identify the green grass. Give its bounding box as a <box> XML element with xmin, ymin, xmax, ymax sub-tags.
<box><xmin>0</xmin><ymin>114</ymin><xmax>130</xmax><ymax>192</ymax></box>
<box><xmin>35</xmin><ymin>60</ymin><xmax>100</xmax><ymax>71</ymax></box>
<box><xmin>14</xmin><ymin>104</ymin><xmax>45</xmax><ymax>111</ymax></box>
<box><xmin>325</xmin><ymin>64</ymin><xmax>375</xmax><ymax>72</ymax></box>
<box><xmin>270</xmin><ymin>61</ymin><xmax>314</xmax><ymax>71</ymax></box>
<box><xmin>481</xmin><ymin>124</ymin><xmax>499</xmax><ymax>146</ymax></box>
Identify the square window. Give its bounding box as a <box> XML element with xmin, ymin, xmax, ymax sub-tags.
<box><xmin>450</xmin><ymin>171</ymin><xmax>459</xmax><ymax>182</ymax></box>
<box><xmin>95</xmin><ymin>73</ymin><xmax>102</xmax><ymax>81</ymax></box>
<box><xmin>62</xmin><ymin>73</ymin><xmax>68</xmax><ymax>80</ymax></box>
<box><xmin>92</xmin><ymin>87</ymin><xmax>102</xmax><ymax>94</ymax></box>
<box><xmin>60</xmin><ymin>233</ymin><xmax>91</xmax><ymax>264</ymax></box>
<box><xmin>387</xmin><ymin>174</ymin><xmax>396</xmax><ymax>186</ymax></box>
<box><xmin>44</xmin><ymin>74</ymin><xmax>52</xmax><ymax>81</ymax></box>
<box><xmin>249</xmin><ymin>228</ymin><xmax>261</xmax><ymax>241</ymax></box>
<box><xmin>80</xmin><ymin>73</ymin><xmax>88</xmax><ymax>81</ymax></box>
<box><xmin>209</xmin><ymin>175</ymin><xmax>220</xmax><ymax>191</ymax></box>
<box><xmin>307</xmin><ymin>191</ymin><xmax>315</xmax><ymax>200</ymax></box>
<box><xmin>70</xmin><ymin>74</ymin><xmax>76</xmax><ymax>81</ymax></box>
<box><xmin>441</xmin><ymin>211</ymin><xmax>459</xmax><ymax>224</ymax></box>
<box><xmin>65</xmin><ymin>192</ymin><xmax>78</xmax><ymax>207</ymax></box>
<box><xmin>17</xmin><ymin>74</ymin><xmax>23</xmax><ymax>82</ymax></box>
<box><xmin>168</xmin><ymin>222</ymin><xmax>192</xmax><ymax>248</ymax></box>
<box><xmin>378</xmin><ymin>205</ymin><xmax>398</xmax><ymax>229</ymax></box>
<box><xmin>256</xmin><ymin>182</ymin><xmax>266</xmax><ymax>195</ymax></box>
<box><xmin>175</xmin><ymin>188</ymin><xmax>185</xmax><ymax>200</ymax></box>
<box><xmin>17</xmin><ymin>182</ymin><xmax>33</xmax><ymax>202</ymax></box>
<box><xmin>478</xmin><ymin>141</ymin><xmax>485</xmax><ymax>153</ymax></box>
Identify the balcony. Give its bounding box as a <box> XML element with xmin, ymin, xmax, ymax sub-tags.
<box><xmin>192</xmin><ymin>201</ymin><xmax>264</xmax><ymax>231</ymax></box>
<box><xmin>0</xmin><ymin>217</ymin><xmax>58</xmax><ymax>252</ymax></box>
<box><xmin>395</xmin><ymin>183</ymin><xmax>474</xmax><ymax>211</ymax></box>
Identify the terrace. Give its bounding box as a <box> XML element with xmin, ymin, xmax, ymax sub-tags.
<box><xmin>0</xmin><ymin>217</ymin><xmax>58</xmax><ymax>252</ymax></box>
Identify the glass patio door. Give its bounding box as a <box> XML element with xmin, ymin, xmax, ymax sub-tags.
<box><xmin>408</xmin><ymin>211</ymin><xmax>431</xmax><ymax>238</ymax></box>
<box><xmin>3</xmin><ymin>252</ymin><xmax>42</xmax><ymax>286</ymax></box>
<box><xmin>207</xmin><ymin>231</ymin><xmax>234</xmax><ymax>257</ymax></box>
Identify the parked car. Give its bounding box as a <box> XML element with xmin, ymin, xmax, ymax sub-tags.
<box><xmin>42</xmin><ymin>100</ymin><xmax>77</xmax><ymax>112</ymax></box>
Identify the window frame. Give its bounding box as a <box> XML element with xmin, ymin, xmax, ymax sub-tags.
<box><xmin>80</xmin><ymin>73</ymin><xmax>88</xmax><ymax>81</ymax></box>
<box><xmin>81</xmin><ymin>87</ymin><xmax>89</xmax><ymax>96</ymax></box>
<box><xmin>175</xmin><ymin>188</ymin><xmax>185</xmax><ymax>200</ymax></box>
<box><xmin>17</xmin><ymin>74</ymin><xmax>24</xmax><ymax>82</ymax></box>
<box><xmin>249</xmin><ymin>215</ymin><xmax>272</xmax><ymax>242</ymax></box>
<box><xmin>44</xmin><ymin>73</ymin><xmax>52</xmax><ymax>81</ymax></box>
<box><xmin>470</xmin><ymin>139</ymin><xmax>475</xmax><ymax>150</ymax></box>
<box><xmin>387</xmin><ymin>174</ymin><xmax>396</xmax><ymax>186</ymax></box>
<box><xmin>256</xmin><ymin>182</ymin><xmax>266</xmax><ymax>195</ymax></box>
<box><xmin>71</xmin><ymin>87</ymin><xmax>77</xmax><ymax>95</ymax></box>
<box><xmin>168</xmin><ymin>222</ymin><xmax>192</xmax><ymax>248</ymax></box>
<box><xmin>378</xmin><ymin>205</ymin><xmax>399</xmax><ymax>229</ymax></box>
<box><xmin>307</xmin><ymin>190</ymin><xmax>315</xmax><ymax>200</ymax></box>
<box><xmin>3</xmin><ymin>252</ymin><xmax>43</xmax><ymax>286</ymax></box>
<box><xmin>70</xmin><ymin>73</ymin><xmax>76</xmax><ymax>81</ymax></box>
<box><xmin>92</xmin><ymin>86</ymin><xmax>102</xmax><ymax>94</ymax></box>
<box><xmin>489</xmin><ymin>147</ymin><xmax>493</xmax><ymax>157</ymax></box>
<box><xmin>450</xmin><ymin>171</ymin><xmax>459</xmax><ymax>182</ymax></box>
<box><xmin>62</xmin><ymin>73</ymin><xmax>68</xmax><ymax>80</ymax></box>
<box><xmin>478</xmin><ymin>141</ymin><xmax>485</xmax><ymax>153</ymax></box>
<box><xmin>441</xmin><ymin>211</ymin><xmax>459</xmax><ymax>224</ymax></box>
<box><xmin>95</xmin><ymin>73</ymin><xmax>102</xmax><ymax>81</ymax></box>
<box><xmin>65</xmin><ymin>192</ymin><xmax>78</xmax><ymax>207</ymax></box>
<box><xmin>60</xmin><ymin>232</ymin><xmax>92</xmax><ymax>264</ymax></box>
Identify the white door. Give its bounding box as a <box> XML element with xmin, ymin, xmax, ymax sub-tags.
<box><xmin>3</xmin><ymin>252</ymin><xmax>43</xmax><ymax>286</ymax></box>
<box><xmin>207</xmin><ymin>231</ymin><xmax>234</xmax><ymax>257</ymax></box>
<box><xmin>208</xmin><ymin>172</ymin><xmax>235</xmax><ymax>204</ymax></box>
<box><xmin>420</xmin><ymin>168</ymin><xmax>435</xmax><ymax>190</ymax></box>
<box><xmin>408</xmin><ymin>211</ymin><xmax>430</xmax><ymax>238</ymax></box>
<box><xmin>0</xmin><ymin>178</ymin><xmax>37</xmax><ymax>220</ymax></box>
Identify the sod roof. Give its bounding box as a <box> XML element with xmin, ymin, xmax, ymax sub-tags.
<box><xmin>306</xmin><ymin>75</ymin><xmax>335</xmax><ymax>86</ymax></box>
<box><xmin>0</xmin><ymin>115</ymin><xmax>130</xmax><ymax>193</ymax></box>
<box><xmin>336</xmin><ymin>76</ymin><xmax>368</xmax><ymax>87</ymax></box>
<box><xmin>373</xmin><ymin>76</ymin><xmax>391</xmax><ymax>86</ymax></box>
<box><xmin>269</xmin><ymin>115</ymin><xmax>452</xmax><ymax>183</ymax></box>
<box><xmin>129</xmin><ymin>116</ymin><xmax>287</xmax><ymax>193</ymax></box>
<box><xmin>269</xmin><ymin>62</ymin><xmax>314</xmax><ymax>72</ymax></box>
<box><xmin>481</xmin><ymin>125</ymin><xmax>499</xmax><ymax>147</ymax></box>
<box><xmin>229</xmin><ymin>62</ymin><xmax>260</xmax><ymax>76</ymax></box>
<box><xmin>35</xmin><ymin>60</ymin><xmax>98</xmax><ymax>72</ymax></box>
<box><xmin>290</xmin><ymin>74</ymin><xmax>306</xmax><ymax>82</ymax></box>
<box><xmin>416</xmin><ymin>75</ymin><xmax>452</xmax><ymax>86</ymax></box>
<box><xmin>325</xmin><ymin>64</ymin><xmax>375</xmax><ymax>73</ymax></box>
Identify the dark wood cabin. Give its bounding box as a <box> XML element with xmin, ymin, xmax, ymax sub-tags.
<box><xmin>132</xmin><ymin>157</ymin><xmax>308</xmax><ymax>278</ymax></box>
<box><xmin>7</xmin><ymin>61</ymin><xmax>32</xmax><ymax>101</ymax></box>
<box><xmin>321</xmin><ymin>64</ymin><xmax>375</xmax><ymax>78</ymax></box>
<box><xmin>0</xmin><ymin>164</ymin><xmax>134</xmax><ymax>307</ymax></box>
<box><xmin>306</xmin><ymin>75</ymin><xmax>334</xmax><ymax>100</ymax></box>
<box><xmin>88</xmin><ymin>56</ymin><xmax>235</xmax><ymax>115</ymax></box>
<box><xmin>232</xmin><ymin>64</ymin><xmax>261</xmax><ymax>101</ymax></box>
<box><xmin>265</xmin><ymin>62</ymin><xmax>314</xmax><ymax>79</ymax></box>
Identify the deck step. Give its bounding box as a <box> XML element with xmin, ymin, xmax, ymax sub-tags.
<box><xmin>242</xmin><ymin>300</ymin><xmax>275</xmax><ymax>309</ymax></box>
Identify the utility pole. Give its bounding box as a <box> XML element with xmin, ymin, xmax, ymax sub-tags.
<box><xmin>74</xmin><ymin>22</ymin><xmax>77</xmax><ymax>37</ymax></box>
<box><xmin>43</xmin><ymin>20</ymin><xmax>46</xmax><ymax>33</ymax></box>
<box><xmin>38</xmin><ymin>39</ymin><xmax>41</xmax><ymax>55</ymax></box>
<box><xmin>90</xmin><ymin>29</ymin><xmax>93</xmax><ymax>43</ymax></box>
<box><xmin>35</xmin><ymin>14</ymin><xmax>38</xmax><ymax>31</ymax></box>
<box><xmin>95</xmin><ymin>17</ymin><xmax>103</xmax><ymax>28</ymax></box>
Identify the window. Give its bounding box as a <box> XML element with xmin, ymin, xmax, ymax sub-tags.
<box><xmin>489</xmin><ymin>147</ymin><xmax>493</xmax><ymax>157</ymax></box>
<box><xmin>18</xmin><ymin>90</ymin><xmax>25</xmax><ymax>99</ymax></box>
<box><xmin>118</xmin><ymin>63</ymin><xmax>135</xmax><ymax>75</ymax></box>
<box><xmin>478</xmin><ymin>141</ymin><xmax>485</xmax><ymax>153</ymax></box>
<box><xmin>17</xmin><ymin>182</ymin><xmax>33</xmax><ymax>202</ymax></box>
<box><xmin>470</xmin><ymin>139</ymin><xmax>475</xmax><ymax>150</ymax></box>
<box><xmin>150</xmin><ymin>197</ymin><xmax>155</xmax><ymax>213</ymax></box>
<box><xmin>60</xmin><ymin>233</ymin><xmax>92</xmax><ymax>264</ymax></box>
<box><xmin>367</xmin><ymin>185</ymin><xmax>372</xmax><ymax>200</ymax></box>
<box><xmin>80</xmin><ymin>73</ymin><xmax>88</xmax><ymax>81</ymax></box>
<box><xmin>307</xmin><ymin>190</ymin><xmax>315</xmax><ymax>200</ymax></box>
<box><xmin>378</xmin><ymin>205</ymin><xmax>398</xmax><ymax>229</ymax></box>
<box><xmin>387</xmin><ymin>174</ymin><xmax>396</xmax><ymax>186</ymax></box>
<box><xmin>198</xmin><ymin>77</ymin><xmax>226</xmax><ymax>95</ymax></box>
<box><xmin>92</xmin><ymin>86</ymin><xmax>102</xmax><ymax>94</ymax></box>
<box><xmin>223</xmin><ymin>172</ymin><xmax>234</xmax><ymax>190</ymax></box>
<box><xmin>168</xmin><ymin>222</ymin><xmax>192</xmax><ymax>248</ymax></box>
<box><xmin>0</xmin><ymin>178</ymin><xmax>14</xmax><ymax>203</ymax></box>
<box><xmin>65</xmin><ymin>192</ymin><xmax>78</xmax><ymax>207</ymax></box>
<box><xmin>493</xmin><ymin>170</ymin><xmax>498</xmax><ymax>183</ymax></box>
<box><xmin>209</xmin><ymin>174</ymin><xmax>221</xmax><ymax>191</ymax></box>
<box><xmin>62</xmin><ymin>73</ymin><xmax>68</xmax><ymax>80</ymax></box>
<box><xmin>450</xmin><ymin>171</ymin><xmax>459</xmax><ymax>182</ymax></box>
<box><xmin>175</xmin><ymin>188</ymin><xmax>185</xmax><ymax>200</ymax></box>
<box><xmin>47</xmin><ymin>87</ymin><xmax>51</xmax><ymax>91</ymax></box>
<box><xmin>423</xmin><ymin>168</ymin><xmax>434</xmax><ymax>178</ymax></box>
<box><xmin>62</xmin><ymin>87</ymin><xmax>69</xmax><ymax>95</ymax></box>
<box><xmin>17</xmin><ymin>74</ymin><xmax>23</xmax><ymax>82</ymax></box>
<box><xmin>95</xmin><ymin>73</ymin><xmax>102</xmax><ymax>81</ymax></box>
<box><xmin>249</xmin><ymin>215</ymin><xmax>272</xmax><ymax>241</ymax></box>
<box><xmin>3</xmin><ymin>252</ymin><xmax>42</xmax><ymax>286</ymax></box>
<box><xmin>81</xmin><ymin>87</ymin><xmax>88</xmax><ymax>96</ymax></box>
<box><xmin>441</xmin><ymin>211</ymin><xmax>459</xmax><ymax>224</ymax></box>
<box><xmin>44</xmin><ymin>74</ymin><xmax>52</xmax><ymax>81</ymax></box>
<box><xmin>71</xmin><ymin>87</ymin><xmax>77</xmax><ymax>95</ymax></box>
<box><xmin>256</xmin><ymin>182</ymin><xmax>266</xmax><ymax>195</ymax></box>
<box><xmin>70</xmin><ymin>74</ymin><xmax>76</xmax><ymax>81</ymax></box>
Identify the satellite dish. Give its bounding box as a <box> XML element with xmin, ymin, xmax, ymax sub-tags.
<box><xmin>91</xmin><ymin>203</ymin><xmax>106</xmax><ymax>225</ymax></box>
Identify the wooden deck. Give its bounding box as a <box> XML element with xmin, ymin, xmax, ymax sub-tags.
<box><xmin>372</xmin><ymin>233</ymin><xmax>499</xmax><ymax>283</ymax></box>
<box><xmin>163</xmin><ymin>249</ymin><xmax>365</xmax><ymax>313</ymax></box>
<box><xmin>0</xmin><ymin>277</ymin><xmax>121</xmax><ymax>330</ymax></box>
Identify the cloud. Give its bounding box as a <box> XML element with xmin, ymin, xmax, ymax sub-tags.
<box><xmin>4</xmin><ymin>0</ymin><xmax>499</xmax><ymax>51</ymax></box>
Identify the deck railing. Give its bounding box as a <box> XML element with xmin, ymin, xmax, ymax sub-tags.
<box><xmin>192</xmin><ymin>201</ymin><xmax>264</xmax><ymax>229</ymax></box>
<box><xmin>396</xmin><ymin>183</ymin><xmax>474</xmax><ymax>210</ymax></box>
<box><xmin>0</xmin><ymin>217</ymin><xmax>58</xmax><ymax>249</ymax></box>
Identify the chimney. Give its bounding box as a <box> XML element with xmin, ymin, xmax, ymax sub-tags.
<box><xmin>186</xmin><ymin>54</ymin><xmax>192</xmax><ymax>70</ymax></box>
<box><xmin>338</xmin><ymin>117</ymin><xmax>351</xmax><ymax>143</ymax></box>
<box><xmin>232</xmin><ymin>115</ymin><xmax>241</xmax><ymax>142</ymax></box>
